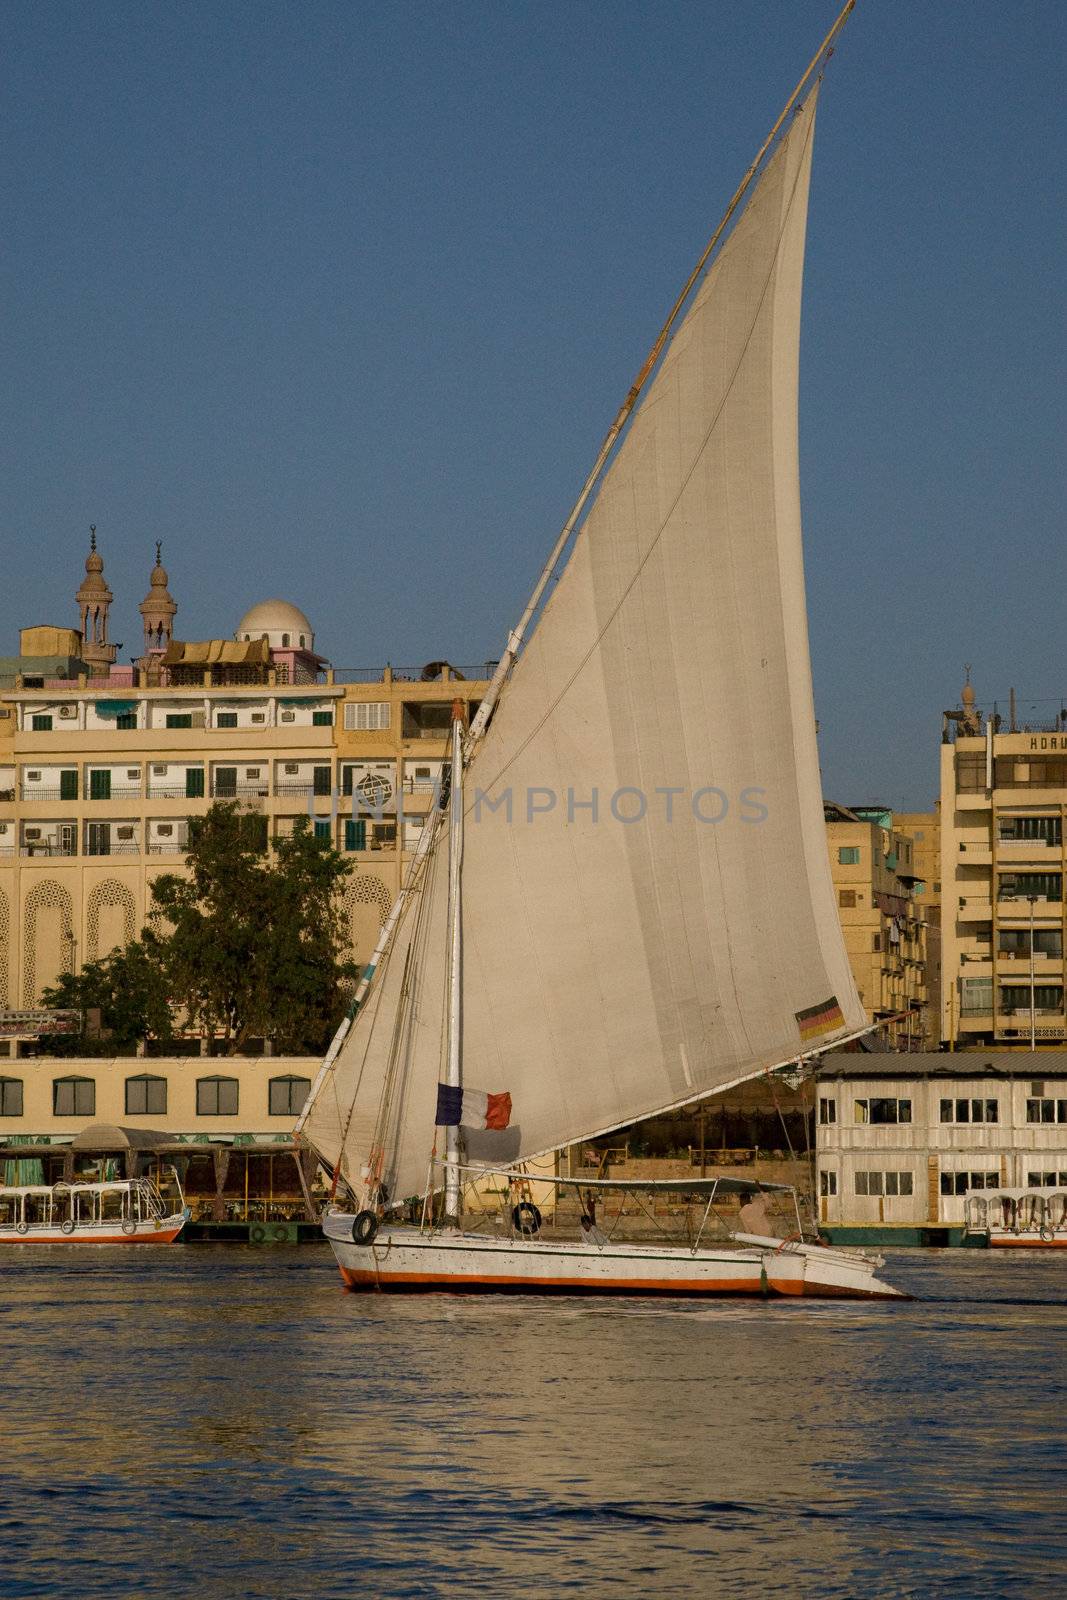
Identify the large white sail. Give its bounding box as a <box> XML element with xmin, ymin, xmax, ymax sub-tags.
<box><xmin>304</xmin><ymin>89</ymin><xmax>866</xmax><ymax>1201</ymax></box>
<box><xmin>454</xmin><ymin>89</ymin><xmax>863</xmax><ymax>1163</ymax></box>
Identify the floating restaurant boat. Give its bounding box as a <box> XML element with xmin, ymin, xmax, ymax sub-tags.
<box><xmin>297</xmin><ymin>3</ymin><xmax>904</xmax><ymax>1302</ymax></box>
<box><xmin>964</xmin><ymin>1187</ymin><xmax>1067</xmax><ymax>1248</ymax></box>
<box><xmin>0</xmin><ymin>1176</ymin><xmax>189</xmax><ymax>1244</ymax></box>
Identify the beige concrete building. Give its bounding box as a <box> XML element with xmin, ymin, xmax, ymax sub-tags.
<box><xmin>940</xmin><ymin>677</ymin><xmax>1067</xmax><ymax>1048</ymax></box>
<box><xmin>824</xmin><ymin>803</ymin><xmax>933</xmax><ymax>1047</ymax></box>
<box><xmin>0</xmin><ymin>542</ymin><xmax>488</xmax><ymax>1020</ymax></box>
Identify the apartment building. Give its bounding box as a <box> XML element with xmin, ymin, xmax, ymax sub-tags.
<box><xmin>0</xmin><ymin>542</ymin><xmax>487</xmax><ymax>1011</ymax></box>
<box><xmin>824</xmin><ymin>803</ymin><xmax>933</xmax><ymax>1047</ymax></box>
<box><xmin>940</xmin><ymin>677</ymin><xmax>1067</xmax><ymax>1046</ymax></box>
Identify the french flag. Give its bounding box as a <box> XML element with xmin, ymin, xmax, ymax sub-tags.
<box><xmin>435</xmin><ymin>1084</ymin><xmax>512</xmax><ymax>1131</ymax></box>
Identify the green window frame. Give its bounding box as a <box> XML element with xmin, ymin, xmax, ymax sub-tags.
<box><xmin>31</xmin><ymin>715</ymin><xmax>52</xmax><ymax>731</ymax></box>
<box><xmin>214</xmin><ymin>767</ymin><xmax>237</xmax><ymax>797</ymax></box>
<box><xmin>312</xmin><ymin>765</ymin><xmax>332</xmax><ymax>796</ymax></box>
<box><xmin>89</xmin><ymin>769</ymin><xmax>112</xmax><ymax>800</ymax></box>
<box><xmin>216</xmin><ymin>712</ymin><xmax>238</xmax><ymax>729</ymax></box>
<box><xmin>125</xmin><ymin>1075</ymin><xmax>167</xmax><ymax>1116</ymax></box>
<box><xmin>59</xmin><ymin>770</ymin><xmax>78</xmax><ymax>800</ymax></box>
<box><xmin>116</xmin><ymin>712</ymin><xmax>137</xmax><ymax>730</ymax></box>
<box><xmin>268</xmin><ymin>1076</ymin><xmax>312</xmax><ymax>1116</ymax></box>
<box><xmin>314</xmin><ymin>820</ymin><xmax>331</xmax><ymax>842</ymax></box>
<box><xmin>53</xmin><ymin>1076</ymin><xmax>96</xmax><ymax>1117</ymax></box>
<box><xmin>838</xmin><ymin>846</ymin><xmax>860</xmax><ymax>865</ymax></box>
<box><xmin>196</xmin><ymin>1077</ymin><xmax>239</xmax><ymax>1116</ymax></box>
<box><xmin>166</xmin><ymin>714</ymin><xmax>193</xmax><ymax>729</ymax></box>
<box><xmin>344</xmin><ymin>819</ymin><xmax>366</xmax><ymax>851</ymax></box>
<box><xmin>185</xmin><ymin>768</ymin><xmax>205</xmax><ymax>798</ymax></box>
<box><xmin>0</xmin><ymin>1078</ymin><xmax>23</xmax><ymax>1116</ymax></box>
<box><xmin>312</xmin><ymin>710</ymin><xmax>333</xmax><ymax>727</ymax></box>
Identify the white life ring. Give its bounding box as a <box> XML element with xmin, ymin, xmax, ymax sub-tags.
<box><xmin>60</xmin><ymin>1219</ymin><xmax>75</xmax><ymax>1235</ymax></box>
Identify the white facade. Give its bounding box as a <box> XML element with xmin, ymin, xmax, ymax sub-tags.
<box><xmin>816</xmin><ymin>1051</ymin><xmax>1067</xmax><ymax>1228</ymax></box>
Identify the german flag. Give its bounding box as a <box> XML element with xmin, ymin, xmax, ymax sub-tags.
<box><xmin>795</xmin><ymin>996</ymin><xmax>844</xmax><ymax>1042</ymax></box>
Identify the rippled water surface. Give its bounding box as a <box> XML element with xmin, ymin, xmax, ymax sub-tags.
<box><xmin>1</xmin><ymin>1247</ymin><xmax>1065</xmax><ymax>1598</ymax></box>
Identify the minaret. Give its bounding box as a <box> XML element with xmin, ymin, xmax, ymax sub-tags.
<box><xmin>139</xmin><ymin>540</ymin><xmax>177</xmax><ymax>659</ymax></box>
<box><xmin>75</xmin><ymin>527</ymin><xmax>117</xmax><ymax>673</ymax></box>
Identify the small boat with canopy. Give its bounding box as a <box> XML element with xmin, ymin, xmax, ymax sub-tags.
<box><xmin>0</xmin><ymin>1174</ymin><xmax>189</xmax><ymax>1245</ymax></box>
<box><xmin>296</xmin><ymin>2</ymin><xmax>903</xmax><ymax>1302</ymax></box>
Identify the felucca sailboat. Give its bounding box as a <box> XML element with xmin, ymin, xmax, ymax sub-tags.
<box><xmin>297</xmin><ymin>2</ymin><xmax>904</xmax><ymax>1300</ymax></box>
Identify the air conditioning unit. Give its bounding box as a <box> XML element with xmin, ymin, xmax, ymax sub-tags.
<box><xmin>58</xmin><ymin>705</ymin><xmax>76</xmax><ymax>719</ymax></box>
<box><xmin>27</xmin><ymin>771</ymin><xmax>41</xmax><ymax>782</ymax></box>
<box><xmin>245</xmin><ymin>768</ymin><xmax>260</xmax><ymax>779</ymax></box>
<box><xmin>251</xmin><ymin>712</ymin><xmax>265</xmax><ymax>724</ymax></box>
<box><xmin>153</xmin><ymin>765</ymin><xmax>167</xmax><ymax>776</ymax></box>
<box><xmin>280</xmin><ymin>711</ymin><xmax>296</xmax><ymax>724</ymax></box>
<box><xmin>157</xmin><ymin>825</ymin><xmax>173</xmax><ymax>838</ymax></box>
<box><xmin>117</xmin><ymin>826</ymin><xmax>134</xmax><ymax>841</ymax></box>
<box><xmin>284</xmin><ymin>763</ymin><xmax>299</xmax><ymax>775</ymax></box>
<box><xmin>25</xmin><ymin>828</ymin><xmax>41</xmax><ymax>840</ymax></box>
<box><xmin>127</xmin><ymin>769</ymin><xmax>139</xmax><ymax>779</ymax></box>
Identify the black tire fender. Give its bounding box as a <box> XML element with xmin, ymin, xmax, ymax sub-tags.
<box><xmin>511</xmin><ymin>1201</ymin><xmax>542</xmax><ymax>1237</ymax></box>
<box><xmin>351</xmin><ymin>1210</ymin><xmax>379</xmax><ymax>1246</ymax></box>
<box><xmin>272</xmin><ymin>1223</ymin><xmax>290</xmax><ymax>1243</ymax></box>
<box><xmin>249</xmin><ymin>1223</ymin><xmax>267</xmax><ymax>1244</ymax></box>
<box><xmin>60</xmin><ymin>1219</ymin><xmax>75</xmax><ymax>1235</ymax></box>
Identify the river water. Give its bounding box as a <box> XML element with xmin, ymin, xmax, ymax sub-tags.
<box><xmin>0</xmin><ymin>1246</ymin><xmax>1063</xmax><ymax>1599</ymax></box>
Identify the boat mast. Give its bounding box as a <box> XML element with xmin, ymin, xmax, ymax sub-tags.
<box><xmin>466</xmin><ymin>0</ymin><xmax>855</xmax><ymax>751</ymax></box>
<box><xmin>444</xmin><ymin>699</ymin><xmax>465</xmax><ymax>1224</ymax></box>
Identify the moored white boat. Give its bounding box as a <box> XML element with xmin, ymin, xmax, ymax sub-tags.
<box><xmin>0</xmin><ymin>1176</ymin><xmax>189</xmax><ymax>1245</ymax></box>
<box><xmin>965</xmin><ymin>1187</ymin><xmax>1067</xmax><ymax>1249</ymax></box>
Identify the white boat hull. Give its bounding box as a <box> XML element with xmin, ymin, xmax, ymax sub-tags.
<box><xmin>323</xmin><ymin>1216</ymin><xmax>904</xmax><ymax>1299</ymax></box>
<box><xmin>0</xmin><ymin>1214</ymin><xmax>187</xmax><ymax>1245</ymax></box>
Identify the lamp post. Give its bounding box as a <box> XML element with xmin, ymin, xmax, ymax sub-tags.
<box><xmin>1028</xmin><ymin>894</ymin><xmax>1038</xmax><ymax>1052</ymax></box>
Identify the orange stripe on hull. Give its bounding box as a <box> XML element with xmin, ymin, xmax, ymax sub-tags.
<box><xmin>340</xmin><ymin>1266</ymin><xmax>766</xmax><ymax>1294</ymax></box>
<box><xmin>989</xmin><ymin>1237</ymin><xmax>1067</xmax><ymax>1248</ymax></box>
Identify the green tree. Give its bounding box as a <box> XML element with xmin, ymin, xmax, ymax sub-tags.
<box><xmin>39</xmin><ymin>941</ymin><xmax>174</xmax><ymax>1055</ymax></box>
<box><xmin>146</xmin><ymin>804</ymin><xmax>357</xmax><ymax>1054</ymax></box>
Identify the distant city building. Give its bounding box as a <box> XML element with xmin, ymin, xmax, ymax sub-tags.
<box><xmin>824</xmin><ymin>802</ymin><xmax>935</xmax><ymax>1048</ymax></box>
<box><xmin>941</xmin><ymin>673</ymin><xmax>1067</xmax><ymax>1047</ymax></box>
<box><xmin>0</xmin><ymin>538</ymin><xmax>489</xmax><ymax>1014</ymax></box>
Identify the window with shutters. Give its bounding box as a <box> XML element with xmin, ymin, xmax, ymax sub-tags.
<box><xmin>125</xmin><ymin>1075</ymin><xmax>167</xmax><ymax>1116</ymax></box>
<box><xmin>53</xmin><ymin>1077</ymin><xmax>96</xmax><ymax>1116</ymax></box>
<box><xmin>344</xmin><ymin>702</ymin><xmax>390</xmax><ymax>731</ymax></box>
<box><xmin>196</xmin><ymin>1077</ymin><xmax>239</xmax><ymax>1116</ymax></box>
<box><xmin>0</xmin><ymin>1078</ymin><xmax>23</xmax><ymax>1116</ymax></box>
<box><xmin>268</xmin><ymin>1076</ymin><xmax>312</xmax><ymax>1116</ymax></box>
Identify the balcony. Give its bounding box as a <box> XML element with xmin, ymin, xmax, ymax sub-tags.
<box><xmin>958</xmin><ymin>897</ymin><xmax>993</xmax><ymax>922</ymax></box>
<box><xmin>87</xmin><ymin>784</ymin><xmax>142</xmax><ymax>801</ymax></box>
<box><xmin>146</xmin><ymin>784</ymin><xmax>206</xmax><ymax>800</ymax></box>
<box><xmin>210</xmin><ymin>782</ymin><xmax>269</xmax><ymax>799</ymax></box>
<box><xmin>21</xmin><ymin>840</ymin><xmax>77</xmax><ymax>857</ymax></box>
<box><xmin>20</xmin><ymin>785</ymin><xmax>79</xmax><ymax>802</ymax></box>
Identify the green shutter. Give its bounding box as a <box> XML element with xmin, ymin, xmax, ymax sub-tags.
<box><xmin>313</xmin><ymin>765</ymin><xmax>332</xmax><ymax>796</ymax></box>
<box><xmin>214</xmin><ymin>767</ymin><xmax>237</xmax><ymax>797</ymax></box>
<box><xmin>31</xmin><ymin>715</ymin><xmax>52</xmax><ymax>731</ymax></box>
<box><xmin>345</xmin><ymin>819</ymin><xmax>366</xmax><ymax>851</ymax></box>
<box><xmin>314</xmin><ymin>820</ymin><xmax>331</xmax><ymax>843</ymax></box>
<box><xmin>166</xmin><ymin>714</ymin><xmax>192</xmax><ymax>729</ymax></box>
<box><xmin>216</xmin><ymin>712</ymin><xmax>238</xmax><ymax>729</ymax></box>
<box><xmin>60</xmin><ymin>770</ymin><xmax>78</xmax><ymax>800</ymax></box>
<box><xmin>116</xmin><ymin>712</ymin><xmax>137</xmax><ymax>730</ymax></box>
<box><xmin>89</xmin><ymin>769</ymin><xmax>111</xmax><ymax>800</ymax></box>
<box><xmin>185</xmin><ymin>768</ymin><xmax>205</xmax><ymax>798</ymax></box>
<box><xmin>312</xmin><ymin>710</ymin><xmax>333</xmax><ymax>726</ymax></box>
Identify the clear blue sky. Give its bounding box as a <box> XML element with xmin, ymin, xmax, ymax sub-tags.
<box><xmin>3</xmin><ymin>1</ymin><xmax>1063</xmax><ymax>809</ymax></box>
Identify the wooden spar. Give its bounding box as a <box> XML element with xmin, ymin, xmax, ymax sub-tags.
<box><xmin>444</xmin><ymin>702</ymin><xmax>465</xmax><ymax>1223</ymax></box>
<box><xmin>466</xmin><ymin>0</ymin><xmax>856</xmax><ymax>749</ymax></box>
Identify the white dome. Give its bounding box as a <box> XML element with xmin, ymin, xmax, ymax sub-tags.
<box><xmin>236</xmin><ymin>598</ymin><xmax>315</xmax><ymax>651</ymax></box>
